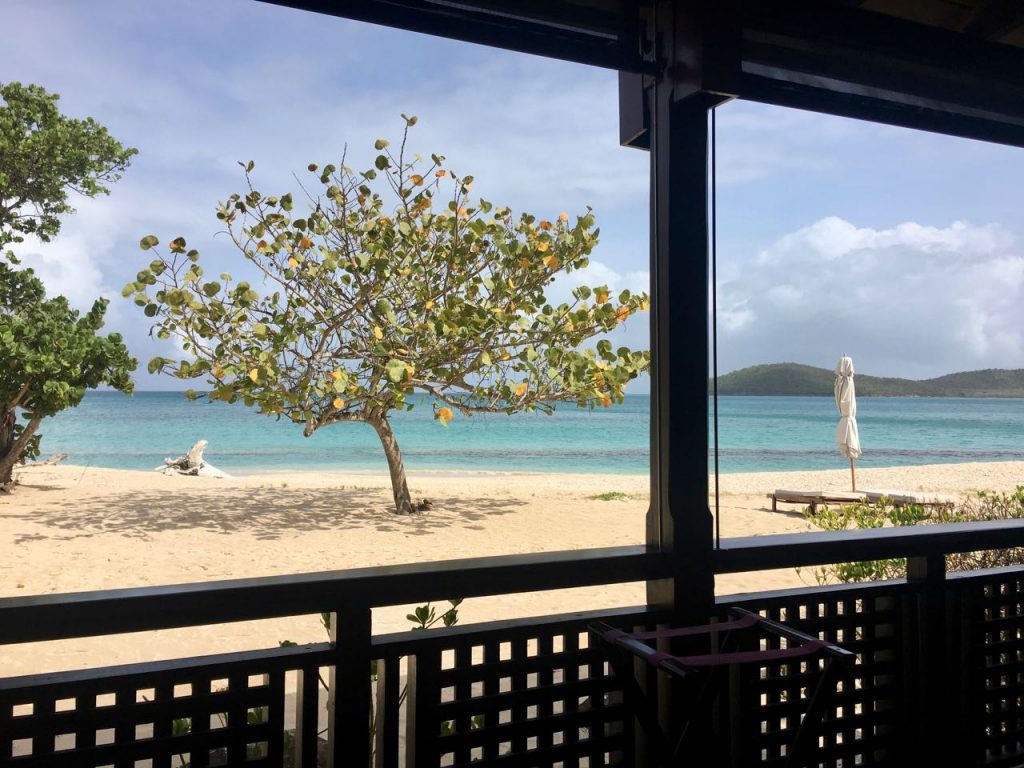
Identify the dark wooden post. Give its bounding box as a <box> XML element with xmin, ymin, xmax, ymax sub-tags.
<box><xmin>295</xmin><ymin>664</ymin><xmax>322</xmax><ymax>768</ymax></box>
<box><xmin>326</xmin><ymin>604</ymin><xmax>373</xmax><ymax>767</ymax></box>
<box><xmin>406</xmin><ymin>644</ymin><xmax>442</xmax><ymax>766</ymax></box>
<box><xmin>638</xmin><ymin>4</ymin><xmax>737</xmax><ymax>763</ymax></box>
<box><xmin>906</xmin><ymin>554</ymin><xmax>949</xmax><ymax>765</ymax></box>
<box><xmin>646</xmin><ymin>0</ymin><xmax>733</xmax><ymax>625</ymax></box>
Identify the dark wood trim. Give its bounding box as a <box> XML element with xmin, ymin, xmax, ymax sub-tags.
<box><xmin>714</xmin><ymin>519</ymin><xmax>1024</xmax><ymax>573</ymax></box>
<box><xmin>961</xmin><ymin>0</ymin><xmax>1024</xmax><ymax>41</ymax></box>
<box><xmin>739</xmin><ymin>73</ymin><xmax>1024</xmax><ymax>150</ymax></box>
<box><xmin>0</xmin><ymin>546</ymin><xmax>670</xmax><ymax>645</ymax></box>
<box><xmin>0</xmin><ymin>642</ymin><xmax>334</xmax><ymax>692</ymax></box>
<box><xmin>255</xmin><ymin>0</ymin><xmax>656</xmax><ymax>74</ymax></box>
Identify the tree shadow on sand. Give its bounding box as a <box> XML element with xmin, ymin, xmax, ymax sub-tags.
<box><xmin>8</xmin><ymin>485</ymin><xmax>526</xmax><ymax>542</ymax></box>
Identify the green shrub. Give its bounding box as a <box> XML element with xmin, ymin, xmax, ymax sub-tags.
<box><xmin>805</xmin><ymin>486</ymin><xmax>1024</xmax><ymax>583</ymax></box>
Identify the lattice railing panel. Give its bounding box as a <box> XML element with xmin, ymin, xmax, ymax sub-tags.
<box><xmin>0</xmin><ymin>644</ymin><xmax>333</xmax><ymax>768</ymax></box>
<box><xmin>723</xmin><ymin>583</ymin><xmax>909</xmax><ymax>767</ymax></box>
<box><xmin>377</xmin><ymin>607</ymin><xmax>660</xmax><ymax>768</ymax></box>
<box><xmin>961</xmin><ymin>570</ymin><xmax>1024</xmax><ymax>767</ymax></box>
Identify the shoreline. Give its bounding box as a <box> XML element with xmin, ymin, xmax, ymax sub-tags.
<box><xmin>23</xmin><ymin>457</ymin><xmax>1024</xmax><ymax>482</ymax></box>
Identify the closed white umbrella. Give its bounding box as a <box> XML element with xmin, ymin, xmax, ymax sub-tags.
<box><xmin>835</xmin><ymin>355</ymin><xmax>862</xmax><ymax>491</ymax></box>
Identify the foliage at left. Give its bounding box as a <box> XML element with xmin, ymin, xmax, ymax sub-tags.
<box><xmin>0</xmin><ymin>81</ymin><xmax>136</xmax><ymax>256</ymax></box>
<box><xmin>0</xmin><ymin>82</ymin><xmax>137</xmax><ymax>486</ymax></box>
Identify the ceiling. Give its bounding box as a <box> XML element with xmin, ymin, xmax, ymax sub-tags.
<box><xmin>854</xmin><ymin>0</ymin><xmax>1024</xmax><ymax>46</ymax></box>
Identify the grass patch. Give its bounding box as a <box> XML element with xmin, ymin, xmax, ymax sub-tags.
<box><xmin>587</xmin><ymin>491</ymin><xmax>638</xmax><ymax>502</ymax></box>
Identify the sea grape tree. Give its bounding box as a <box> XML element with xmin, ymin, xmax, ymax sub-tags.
<box><xmin>1</xmin><ymin>81</ymin><xmax>136</xmax><ymax>259</ymax></box>
<box><xmin>128</xmin><ymin>118</ymin><xmax>649</xmax><ymax>514</ymax></box>
<box><xmin>0</xmin><ymin>82</ymin><xmax>137</xmax><ymax>486</ymax></box>
<box><xmin>0</xmin><ymin>265</ymin><xmax>136</xmax><ymax>485</ymax></box>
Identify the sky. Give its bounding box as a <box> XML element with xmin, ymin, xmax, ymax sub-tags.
<box><xmin>4</xmin><ymin>0</ymin><xmax>1023</xmax><ymax>390</ymax></box>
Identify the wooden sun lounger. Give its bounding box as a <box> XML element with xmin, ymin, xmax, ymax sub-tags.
<box><xmin>767</xmin><ymin>490</ymin><xmax>866</xmax><ymax>513</ymax></box>
<box><xmin>768</xmin><ymin>488</ymin><xmax>959</xmax><ymax>514</ymax></box>
<box><xmin>859</xmin><ymin>488</ymin><xmax>958</xmax><ymax>507</ymax></box>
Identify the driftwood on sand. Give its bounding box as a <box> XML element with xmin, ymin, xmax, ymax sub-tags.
<box><xmin>16</xmin><ymin>453</ymin><xmax>69</xmax><ymax>469</ymax></box>
<box><xmin>155</xmin><ymin>440</ymin><xmax>231</xmax><ymax>478</ymax></box>
<box><xmin>2</xmin><ymin>453</ymin><xmax>70</xmax><ymax>492</ymax></box>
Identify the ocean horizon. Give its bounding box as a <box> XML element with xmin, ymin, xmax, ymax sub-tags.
<box><xmin>26</xmin><ymin>391</ymin><xmax>1024</xmax><ymax>476</ymax></box>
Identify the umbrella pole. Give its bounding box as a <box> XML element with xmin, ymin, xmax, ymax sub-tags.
<box><xmin>850</xmin><ymin>458</ymin><xmax>856</xmax><ymax>492</ymax></box>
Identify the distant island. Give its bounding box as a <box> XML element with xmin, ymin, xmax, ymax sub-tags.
<box><xmin>714</xmin><ymin>363</ymin><xmax>1024</xmax><ymax>397</ymax></box>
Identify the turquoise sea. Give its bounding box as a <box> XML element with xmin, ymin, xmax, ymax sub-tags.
<box><xmin>30</xmin><ymin>392</ymin><xmax>1024</xmax><ymax>476</ymax></box>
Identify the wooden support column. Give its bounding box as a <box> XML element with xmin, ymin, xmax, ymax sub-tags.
<box><xmin>326</xmin><ymin>604</ymin><xmax>372</xmax><ymax>767</ymax></box>
<box><xmin>646</xmin><ymin>0</ymin><xmax>733</xmax><ymax>625</ymax></box>
<box><xmin>906</xmin><ymin>554</ymin><xmax>951</xmax><ymax>765</ymax></box>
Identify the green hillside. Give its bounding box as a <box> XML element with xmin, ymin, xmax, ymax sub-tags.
<box><xmin>714</xmin><ymin>363</ymin><xmax>1024</xmax><ymax>397</ymax></box>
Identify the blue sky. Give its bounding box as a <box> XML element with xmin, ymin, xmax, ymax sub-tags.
<box><xmin>6</xmin><ymin>0</ymin><xmax>1024</xmax><ymax>389</ymax></box>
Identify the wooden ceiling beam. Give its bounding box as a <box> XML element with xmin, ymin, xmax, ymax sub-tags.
<box><xmin>962</xmin><ymin>0</ymin><xmax>1024</xmax><ymax>40</ymax></box>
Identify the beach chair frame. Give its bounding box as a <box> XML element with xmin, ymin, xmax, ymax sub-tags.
<box><xmin>589</xmin><ymin>607</ymin><xmax>854</xmax><ymax>767</ymax></box>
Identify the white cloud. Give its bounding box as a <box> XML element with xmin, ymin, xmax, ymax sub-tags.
<box><xmin>714</xmin><ymin>103</ymin><xmax>870</xmax><ymax>185</ymax></box>
<box><xmin>718</xmin><ymin>217</ymin><xmax>1024</xmax><ymax>377</ymax></box>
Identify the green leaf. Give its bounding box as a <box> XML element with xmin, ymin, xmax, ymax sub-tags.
<box><xmin>385</xmin><ymin>358</ymin><xmax>407</xmax><ymax>383</ymax></box>
<box><xmin>139</xmin><ymin>235</ymin><xmax>159</xmax><ymax>250</ymax></box>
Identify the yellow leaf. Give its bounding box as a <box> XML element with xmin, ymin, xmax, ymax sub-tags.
<box><xmin>248</xmin><ymin>368</ymin><xmax>259</xmax><ymax>383</ymax></box>
<box><xmin>374</xmin><ymin>326</ymin><xmax>384</xmax><ymax>340</ymax></box>
<box><xmin>288</xmin><ymin>257</ymin><xmax>299</xmax><ymax>268</ymax></box>
<box><xmin>331</xmin><ymin>370</ymin><xmax>343</xmax><ymax>380</ymax></box>
<box><xmin>536</xmin><ymin>241</ymin><xmax>549</xmax><ymax>253</ymax></box>
<box><xmin>333</xmin><ymin>397</ymin><xmax>345</xmax><ymax>409</ymax></box>
<box><xmin>519</xmin><ymin>258</ymin><xmax>532</xmax><ymax>268</ymax></box>
<box><xmin>501</xmin><ymin>352</ymin><xmax>511</xmax><ymax>361</ymax></box>
<box><xmin>437</xmin><ymin>406</ymin><xmax>454</xmax><ymax>426</ymax></box>
<box><xmin>457</xmin><ymin>207</ymin><xmax>468</xmax><ymax>218</ymax></box>
<box><xmin>539</xmin><ymin>220</ymin><xmax>552</xmax><ymax>231</ymax></box>
<box><xmin>543</xmin><ymin>255</ymin><xmax>559</xmax><ymax>269</ymax></box>
<box><xmin>515</xmin><ymin>381</ymin><xmax>528</xmax><ymax>397</ymax></box>
<box><xmin>256</xmin><ymin>240</ymin><xmax>268</xmax><ymax>252</ymax></box>
<box><xmin>411</xmin><ymin>174</ymin><xmax>423</xmax><ymax>185</ymax></box>
<box><xmin>425</xmin><ymin>300</ymin><xmax>435</xmax><ymax>309</ymax></box>
<box><xmin>601</xmin><ymin>393</ymin><xmax>612</xmax><ymax>408</ymax></box>
<box><xmin>212</xmin><ymin>365</ymin><xmax>223</xmax><ymax>379</ymax></box>
<box><xmin>615</xmin><ymin>307</ymin><xmax>631</xmax><ymax>324</ymax></box>
<box><xmin>638</xmin><ymin>297</ymin><xmax>650</xmax><ymax>311</ymax></box>
<box><xmin>298</xmin><ymin>236</ymin><xmax>313</xmax><ymax>249</ymax></box>
<box><xmin>405</xmin><ymin>363</ymin><xmax>415</xmax><ymax>378</ymax></box>
<box><xmin>559</xmin><ymin>211</ymin><xmax>569</xmax><ymax>222</ymax></box>
<box><xmin>435</xmin><ymin>169</ymin><xmax>447</xmax><ymax>178</ymax></box>
<box><xmin>596</xmin><ymin>291</ymin><xmax>609</xmax><ymax>304</ymax></box>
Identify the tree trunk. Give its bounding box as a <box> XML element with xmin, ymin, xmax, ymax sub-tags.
<box><xmin>368</xmin><ymin>415</ymin><xmax>414</xmax><ymax>515</ymax></box>
<box><xmin>0</xmin><ymin>408</ymin><xmax>41</xmax><ymax>487</ymax></box>
<box><xmin>0</xmin><ymin>405</ymin><xmax>14</xmax><ymax>485</ymax></box>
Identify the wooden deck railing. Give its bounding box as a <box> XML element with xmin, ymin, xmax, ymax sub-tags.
<box><xmin>3</xmin><ymin>522</ymin><xmax>1024</xmax><ymax>766</ymax></box>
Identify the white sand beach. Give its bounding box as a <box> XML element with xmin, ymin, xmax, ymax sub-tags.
<box><xmin>1</xmin><ymin>461</ymin><xmax>1022</xmax><ymax>677</ymax></box>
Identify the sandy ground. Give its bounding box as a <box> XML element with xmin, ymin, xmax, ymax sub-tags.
<box><xmin>1</xmin><ymin>461</ymin><xmax>1022</xmax><ymax>677</ymax></box>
